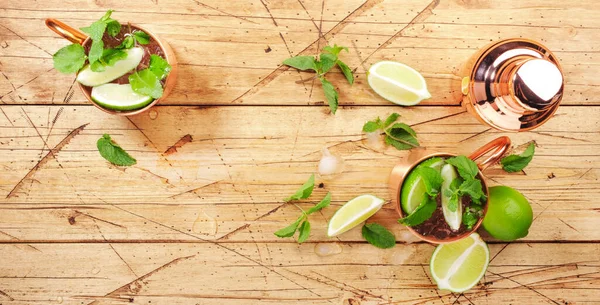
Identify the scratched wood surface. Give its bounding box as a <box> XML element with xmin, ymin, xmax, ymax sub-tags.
<box><xmin>1</xmin><ymin>0</ymin><xmax>599</xmax><ymax>304</ymax></box>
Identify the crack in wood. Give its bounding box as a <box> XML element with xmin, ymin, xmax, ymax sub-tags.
<box><xmin>229</xmin><ymin>0</ymin><xmax>385</xmax><ymax>104</ymax></box>
<box><xmin>360</xmin><ymin>0</ymin><xmax>441</xmax><ymax>66</ymax></box>
<box><xmin>486</xmin><ymin>270</ymin><xmax>561</xmax><ymax>305</ymax></box>
<box><xmin>190</xmin><ymin>0</ymin><xmax>257</xmax><ymax>24</ymax></box>
<box><xmin>163</xmin><ymin>134</ymin><xmax>193</xmax><ymax>155</ymax></box>
<box><xmin>5</xmin><ymin>120</ymin><xmax>88</xmax><ymax>198</ymax></box>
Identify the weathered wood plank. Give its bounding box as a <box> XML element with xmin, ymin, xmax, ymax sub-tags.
<box><xmin>0</xmin><ymin>105</ymin><xmax>597</xmax><ymax>243</ymax></box>
<box><xmin>0</xmin><ymin>242</ymin><xmax>598</xmax><ymax>304</ymax></box>
<box><xmin>1</xmin><ymin>0</ymin><xmax>598</xmax><ymax>106</ymax></box>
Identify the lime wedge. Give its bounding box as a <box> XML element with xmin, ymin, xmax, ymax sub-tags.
<box><xmin>368</xmin><ymin>61</ymin><xmax>431</xmax><ymax>106</ymax></box>
<box><xmin>430</xmin><ymin>233</ymin><xmax>489</xmax><ymax>292</ymax></box>
<box><xmin>441</xmin><ymin>163</ymin><xmax>462</xmax><ymax>231</ymax></box>
<box><xmin>77</xmin><ymin>47</ymin><xmax>144</xmax><ymax>87</ymax></box>
<box><xmin>400</xmin><ymin>157</ymin><xmax>444</xmax><ymax>214</ymax></box>
<box><xmin>91</xmin><ymin>83</ymin><xmax>153</xmax><ymax>111</ymax></box>
<box><xmin>327</xmin><ymin>195</ymin><xmax>385</xmax><ymax>237</ymax></box>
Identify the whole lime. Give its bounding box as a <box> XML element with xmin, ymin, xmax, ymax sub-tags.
<box><xmin>482</xmin><ymin>186</ymin><xmax>533</xmax><ymax>241</ymax></box>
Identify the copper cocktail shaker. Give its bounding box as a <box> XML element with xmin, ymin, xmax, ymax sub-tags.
<box><xmin>461</xmin><ymin>38</ymin><xmax>564</xmax><ymax>132</ymax></box>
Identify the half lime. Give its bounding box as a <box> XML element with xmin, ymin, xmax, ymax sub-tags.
<box><xmin>91</xmin><ymin>83</ymin><xmax>153</xmax><ymax>111</ymax></box>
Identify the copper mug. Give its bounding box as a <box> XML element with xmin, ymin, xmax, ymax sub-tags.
<box><xmin>389</xmin><ymin>136</ymin><xmax>511</xmax><ymax>243</ymax></box>
<box><xmin>461</xmin><ymin>38</ymin><xmax>564</xmax><ymax>132</ymax></box>
<box><xmin>45</xmin><ymin>19</ymin><xmax>177</xmax><ymax>116</ymax></box>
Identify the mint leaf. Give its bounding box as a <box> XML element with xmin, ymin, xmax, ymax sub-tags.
<box><xmin>129</xmin><ymin>69</ymin><xmax>163</xmax><ymax>99</ymax></box>
<box><xmin>90</xmin><ymin>61</ymin><xmax>106</xmax><ymax>72</ymax></box>
<box><xmin>319</xmin><ymin>53</ymin><xmax>337</xmax><ymax>74</ymax></box>
<box><xmin>320</xmin><ymin>77</ymin><xmax>339</xmax><ymax>114</ymax></box>
<box><xmin>97</xmin><ymin>134</ymin><xmax>136</xmax><ymax>166</ymax></box>
<box><xmin>362</xmin><ymin>223</ymin><xmax>395</xmax><ymax>249</ymax></box>
<box><xmin>53</xmin><ymin>44</ymin><xmax>86</xmax><ymax>74</ymax></box>
<box><xmin>283</xmin><ymin>56</ymin><xmax>317</xmax><ymax>71</ymax></box>
<box><xmin>149</xmin><ymin>55</ymin><xmax>172</xmax><ymax>80</ymax></box>
<box><xmin>105</xmin><ymin>19</ymin><xmax>121</xmax><ymax>37</ymax></box>
<box><xmin>297</xmin><ymin>220</ymin><xmax>311</xmax><ymax>243</ymax></box>
<box><xmin>448</xmin><ymin>193</ymin><xmax>459</xmax><ymax>212</ymax></box>
<box><xmin>501</xmin><ymin>142</ymin><xmax>535</xmax><ymax>173</ymax></box>
<box><xmin>383</xmin><ymin>113</ymin><xmax>400</xmax><ymax>128</ymax></box>
<box><xmin>458</xmin><ymin>178</ymin><xmax>486</xmax><ymax>204</ymax></box>
<box><xmin>362</xmin><ymin>121</ymin><xmax>381</xmax><ymax>133</ymax></box>
<box><xmin>323</xmin><ymin>44</ymin><xmax>348</xmax><ymax>56</ymax></box>
<box><xmin>100</xmin><ymin>9</ymin><xmax>114</xmax><ymax>21</ymax></box>
<box><xmin>337</xmin><ymin>60</ymin><xmax>354</xmax><ymax>85</ymax></box>
<box><xmin>398</xmin><ymin>195</ymin><xmax>437</xmax><ymax>226</ymax></box>
<box><xmin>462</xmin><ymin>207</ymin><xmax>483</xmax><ymax>230</ymax></box>
<box><xmin>417</xmin><ymin>166</ymin><xmax>443</xmax><ymax>196</ymax></box>
<box><xmin>445</xmin><ymin>156</ymin><xmax>479</xmax><ymax>181</ymax></box>
<box><xmin>285</xmin><ymin>174</ymin><xmax>315</xmax><ymax>202</ymax></box>
<box><xmin>81</xmin><ymin>20</ymin><xmax>107</xmax><ymax>41</ymax></box>
<box><xmin>306</xmin><ymin>192</ymin><xmax>331</xmax><ymax>214</ymax></box>
<box><xmin>384</xmin><ymin>123</ymin><xmax>419</xmax><ymax>150</ymax></box>
<box><xmin>117</xmin><ymin>36</ymin><xmax>135</xmax><ymax>49</ymax></box>
<box><xmin>133</xmin><ymin>31</ymin><xmax>150</xmax><ymax>45</ymax></box>
<box><xmin>102</xmin><ymin>48</ymin><xmax>127</xmax><ymax>66</ymax></box>
<box><xmin>88</xmin><ymin>40</ymin><xmax>104</xmax><ymax>68</ymax></box>
<box><xmin>274</xmin><ymin>215</ymin><xmax>304</xmax><ymax>238</ymax></box>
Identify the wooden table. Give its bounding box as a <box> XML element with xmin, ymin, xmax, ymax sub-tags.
<box><xmin>1</xmin><ymin>1</ymin><xmax>599</xmax><ymax>304</ymax></box>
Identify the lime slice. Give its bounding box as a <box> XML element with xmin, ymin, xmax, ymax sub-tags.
<box><xmin>91</xmin><ymin>83</ymin><xmax>153</xmax><ymax>111</ymax></box>
<box><xmin>400</xmin><ymin>157</ymin><xmax>444</xmax><ymax>214</ymax></box>
<box><xmin>430</xmin><ymin>233</ymin><xmax>489</xmax><ymax>292</ymax></box>
<box><xmin>77</xmin><ymin>47</ymin><xmax>144</xmax><ymax>87</ymax></box>
<box><xmin>368</xmin><ymin>61</ymin><xmax>431</xmax><ymax>106</ymax></box>
<box><xmin>441</xmin><ymin>163</ymin><xmax>462</xmax><ymax>231</ymax></box>
<box><xmin>327</xmin><ymin>195</ymin><xmax>385</xmax><ymax>237</ymax></box>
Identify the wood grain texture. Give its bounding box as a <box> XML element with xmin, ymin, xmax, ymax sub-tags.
<box><xmin>1</xmin><ymin>0</ymin><xmax>599</xmax><ymax>304</ymax></box>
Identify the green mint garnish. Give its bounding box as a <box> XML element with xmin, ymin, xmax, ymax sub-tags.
<box><xmin>80</xmin><ymin>10</ymin><xmax>122</xmax><ymax>71</ymax></box>
<box><xmin>129</xmin><ymin>69</ymin><xmax>163</xmax><ymax>99</ymax></box>
<box><xmin>282</xmin><ymin>44</ymin><xmax>354</xmax><ymax>114</ymax></box>
<box><xmin>398</xmin><ymin>195</ymin><xmax>437</xmax><ymax>227</ymax></box>
<box><xmin>284</xmin><ymin>174</ymin><xmax>315</xmax><ymax>202</ymax></box>
<box><xmin>501</xmin><ymin>142</ymin><xmax>535</xmax><ymax>173</ymax></box>
<box><xmin>417</xmin><ymin>166</ymin><xmax>443</xmax><ymax>197</ymax></box>
<box><xmin>52</xmin><ymin>44</ymin><xmax>87</xmax><ymax>74</ymax></box>
<box><xmin>97</xmin><ymin>134</ymin><xmax>136</xmax><ymax>166</ymax></box>
<box><xmin>133</xmin><ymin>31</ymin><xmax>150</xmax><ymax>44</ymax></box>
<box><xmin>128</xmin><ymin>55</ymin><xmax>171</xmax><ymax>98</ymax></box>
<box><xmin>148</xmin><ymin>55</ymin><xmax>172</xmax><ymax>80</ymax></box>
<box><xmin>462</xmin><ymin>206</ymin><xmax>484</xmax><ymax>230</ymax></box>
<box><xmin>362</xmin><ymin>113</ymin><xmax>419</xmax><ymax>151</ymax></box>
<box><xmin>274</xmin><ymin>191</ymin><xmax>331</xmax><ymax>243</ymax></box>
<box><xmin>444</xmin><ymin>156</ymin><xmax>487</xmax><ymax>212</ymax></box>
<box><xmin>362</xmin><ymin>223</ymin><xmax>396</xmax><ymax>249</ymax></box>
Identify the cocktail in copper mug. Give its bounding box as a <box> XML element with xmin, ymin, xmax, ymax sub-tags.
<box><xmin>45</xmin><ymin>18</ymin><xmax>177</xmax><ymax>116</ymax></box>
<box><xmin>389</xmin><ymin>136</ymin><xmax>511</xmax><ymax>243</ymax></box>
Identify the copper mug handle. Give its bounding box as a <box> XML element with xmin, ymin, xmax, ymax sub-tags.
<box><xmin>45</xmin><ymin>18</ymin><xmax>88</xmax><ymax>45</ymax></box>
<box><xmin>468</xmin><ymin>136</ymin><xmax>511</xmax><ymax>170</ymax></box>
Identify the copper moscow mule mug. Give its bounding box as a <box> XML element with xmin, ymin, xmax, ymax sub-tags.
<box><xmin>461</xmin><ymin>38</ymin><xmax>564</xmax><ymax>132</ymax></box>
<box><xmin>45</xmin><ymin>18</ymin><xmax>178</xmax><ymax>116</ymax></box>
<box><xmin>389</xmin><ymin>136</ymin><xmax>511</xmax><ymax>244</ymax></box>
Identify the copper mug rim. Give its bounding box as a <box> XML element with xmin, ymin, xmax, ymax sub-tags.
<box><xmin>45</xmin><ymin>18</ymin><xmax>178</xmax><ymax>116</ymax></box>
<box><xmin>389</xmin><ymin>136</ymin><xmax>511</xmax><ymax>244</ymax></box>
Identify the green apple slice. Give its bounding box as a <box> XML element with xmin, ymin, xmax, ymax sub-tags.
<box><xmin>77</xmin><ymin>47</ymin><xmax>144</xmax><ymax>87</ymax></box>
<box><xmin>441</xmin><ymin>163</ymin><xmax>462</xmax><ymax>231</ymax></box>
<box><xmin>91</xmin><ymin>83</ymin><xmax>153</xmax><ymax>111</ymax></box>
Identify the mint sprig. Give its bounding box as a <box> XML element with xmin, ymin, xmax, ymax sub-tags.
<box><xmin>80</xmin><ymin>10</ymin><xmax>123</xmax><ymax>72</ymax></box>
<box><xmin>501</xmin><ymin>142</ymin><xmax>535</xmax><ymax>173</ymax></box>
<box><xmin>53</xmin><ymin>44</ymin><xmax>87</xmax><ymax>74</ymax></box>
<box><xmin>363</xmin><ymin>113</ymin><xmax>419</xmax><ymax>151</ymax></box>
<box><xmin>398</xmin><ymin>195</ymin><xmax>437</xmax><ymax>226</ymax></box>
<box><xmin>129</xmin><ymin>55</ymin><xmax>172</xmax><ymax>99</ymax></box>
<box><xmin>462</xmin><ymin>205</ymin><xmax>483</xmax><ymax>230</ymax></box>
<box><xmin>274</xmin><ymin>191</ymin><xmax>331</xmax><ymax>243</ymax></box>
<box><xmin>97</xmin><ymin>134</ymin><xmax>136</xmax><ymax>166</ymax></box>
<box><xmin>362</xmin><ymin>223</ymin><xmax>396</xmax><ymax>249</ymax></box>
<box><xmin>282</xmin><ymin>44</ymin><xmax>354</xmax><ymax>114</ymax></box>
<box><xmin>444</xmin><ymin>156</ymin><xmax>487</xmax><ymax>212</ymax></box>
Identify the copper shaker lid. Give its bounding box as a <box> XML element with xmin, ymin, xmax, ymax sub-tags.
<box><xmin>464</xmin><ymin>38</ymin><xmax>564</xmax><ymax>132</ymax></box>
